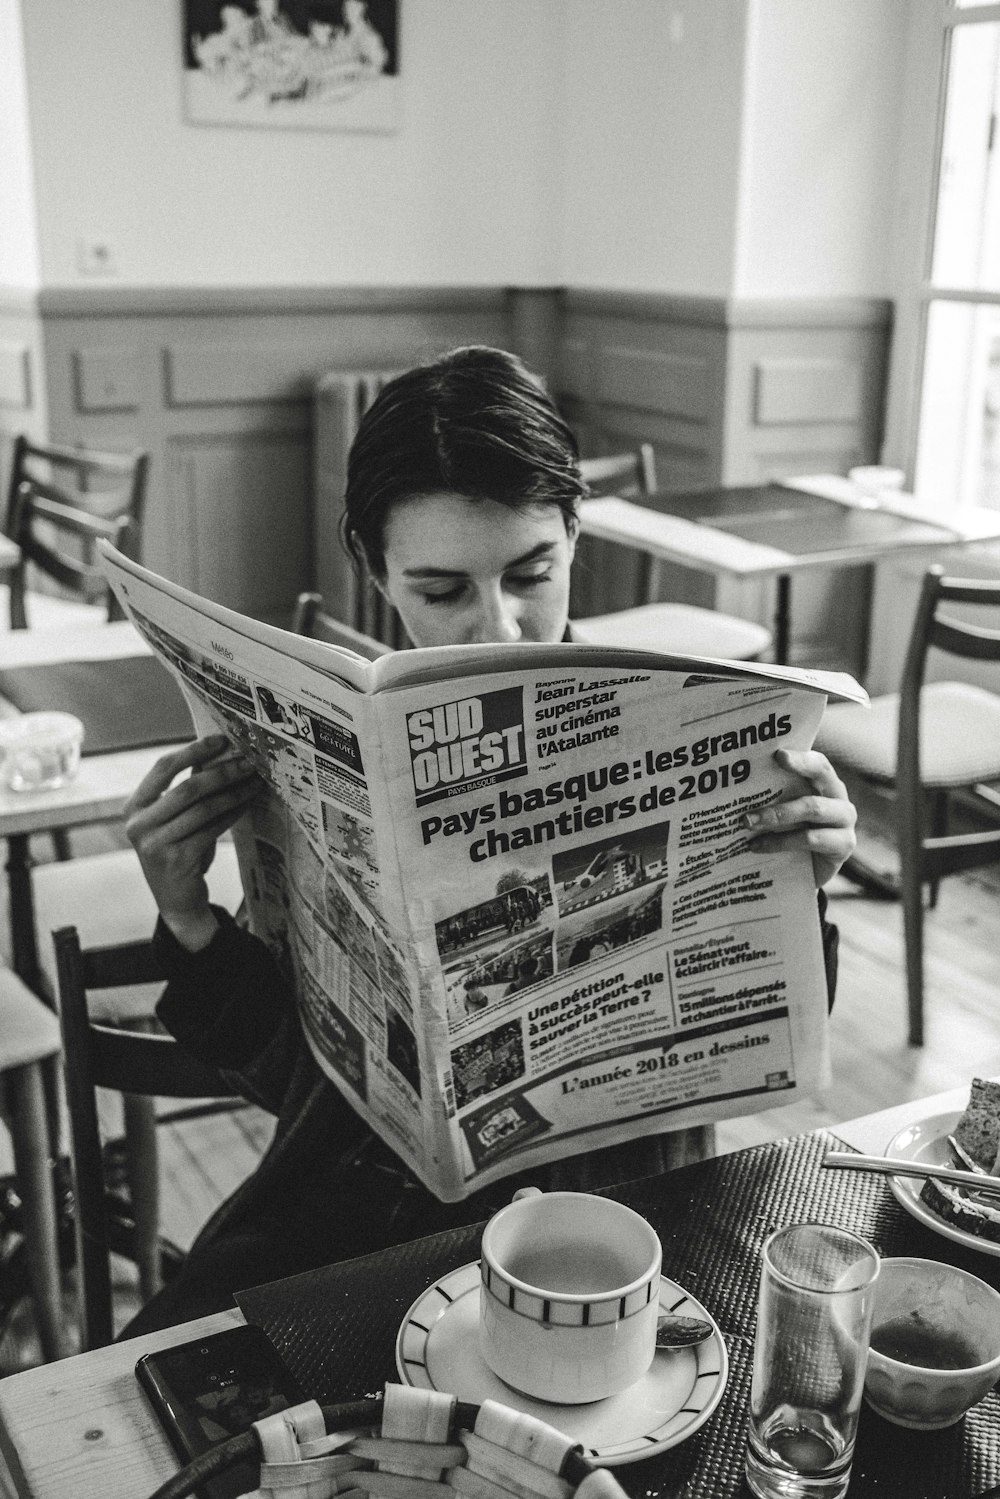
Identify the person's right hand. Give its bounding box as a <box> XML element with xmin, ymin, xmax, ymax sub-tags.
<box><xmin>124</xmin><ymin>734</ymin><xmax>262</xmax><ymax>951</ymax></box>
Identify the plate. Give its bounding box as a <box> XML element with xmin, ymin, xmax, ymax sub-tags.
<box><xmin>395</xmin><ymin>1261</ymin><xmax>728</xmax><ymax>1467</ymax></box>
<box><xmin>885</xmin><ymin>1109</ymin><xmax>1000</xmax><ymax>1259</ymax></box>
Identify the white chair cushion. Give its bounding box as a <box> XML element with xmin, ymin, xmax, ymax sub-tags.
<box><xmin>574</xmin><ymin>603</ymin><xmax>772</xmax><ymax>662</ymax></box>
<box><xmin>815</xmin><ymin>681</ymin><xmax>1000</xmax><ymax>787</ymax></box>
<box><xmin>0</xmin><ymin>586</ymin><xmax>104</xmax><ymax>633</ymax></box>
<box><xmin>34</xmin><ymin>841</ymin><xmax>244</xmax><ymax>1023</ymax></box>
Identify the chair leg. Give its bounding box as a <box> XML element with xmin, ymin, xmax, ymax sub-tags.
<box><xmin>899</xmin><ymin>838</ymin><xmax>927</xmax><ymax>1048</ymax></box>
<box><xmin>928</xmin><ymin>792</ymin><xmax>948</xmax><ymax>909</ymax></box>
<box><xmin>9</xmin><ymin>564</ymin><xmax>27</xmax><ymax>630</ymax></box>
<box><xmin>638</xmin><ymin>553</ymin><xmax>659</xmax><ymax>606</ymax></box>
<box><xmin>4</xmin><ymin>1062</ymin><xmax>69</xmax><ymax>1361</ymax></box>
<box><xmin>122</xmin><ymin>1093</ymin><xmax>161</xmax><ymax>1304</ymax></box>
<box><xmin>50</xmin><ymin>829</ymin><xmax>73</xmax><ymax>863</ymax></box>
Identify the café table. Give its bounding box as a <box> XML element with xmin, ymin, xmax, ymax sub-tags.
<box><xmin>579</xmin><ymin>474</ymin><xmax>1000</xmax><ymax>666</ymax></box>
<box><xmin>1</xmin><ymin>1082</ymin><xmax>995</xmax><ymax>1499</ymax></box>
<box><xmin>0</xmin><ymin>620</ymin><xmax>193</xmax><ymax>993</ymax></box>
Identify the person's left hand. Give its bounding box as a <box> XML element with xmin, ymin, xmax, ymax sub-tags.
<box><xmin>742</xmin><ymin>746</ymin><xmax>857</xmax><ymax>889</ymax></box>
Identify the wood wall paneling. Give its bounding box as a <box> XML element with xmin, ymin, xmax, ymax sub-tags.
<box><xmin>0</xmin><ymin>342</ymin><xmax>32</xmax><ymax>411</ymax></box>
<box><xmin>752</xmin><ymin>356</ymin><xmax>863</xmax><ymax>427</ymax></box>
<box><xmin>169</xmin><ymin>431</ymin><xmax>311</xmax><ymax>620</ymax></box>
<box><xmin>0</xmin><ymin>301</ymin><xmax>49</xmax><ymax>505</ymax></box>
<box><xmin>720</xmin><ymin>315</ymin><xmax>891</xmax><ymax>669</ymax></box>
<box><xmin>27</xmin><ymin>289</ymin><xmax>510</xmax><ymax>616</ymax></box>
<box><xmin>10</xmin><ymin>286</ymin><xmax>891</xmax><ymax>653</ymax></box>
<box><xmin>559</xmin><ymin>299</ymin><xmax>727</xmax><ymax>618</ymax></box>
<box><xmin>599</xmin><ymin>344</ymin><xmax>710</xmax><ymax>422</ymax></box>
<box><xmin>72</xmin><ymin>347</ymin><xmax>140</xmax><ymax>414</ymax></box>
<box><xmin>164</xmin><ymin>342</ymin><xmax>320</xmax><ymax>407</ymax></box>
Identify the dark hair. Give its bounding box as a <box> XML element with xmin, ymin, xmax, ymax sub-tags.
<box><xmin>342</xmin><ymin>346</ymin><xmax>586</xmax><ymax>576</ymax></box>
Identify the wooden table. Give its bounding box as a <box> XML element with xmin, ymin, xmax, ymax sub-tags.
<box><xmin>0</xmin><ymin>622</ymin><xmax>191</xmax><ymax>992</ymax></box>
<box><xmin>579</xmin><ymin>475</ymin><xmax>1000</xmax><ymax>666</ymax></box>
<box><xmin>0</xmin><ymin>1084</ymin><xmax>980</xmax><ymax>1499</ymax></box>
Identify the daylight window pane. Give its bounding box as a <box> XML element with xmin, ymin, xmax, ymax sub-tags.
<box><xmin>931</xmin><ymin>22</ymin><xmax>1000</xmax><ymax>289</ymax></box>
<box><xmin>915</xmin><ymin>299</ymin><xmax>1000</xmax><ymax>510</ymax></box>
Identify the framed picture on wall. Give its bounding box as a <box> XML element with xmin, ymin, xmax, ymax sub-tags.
<box><xmin>183</xmin><ymin>1</ymin><xmax>400</xmax><ymax>132</ymax></box>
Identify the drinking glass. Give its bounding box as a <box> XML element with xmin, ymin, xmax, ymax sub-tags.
<box><xmin>745</xmin><ymin>1223</ymin><xmax>880</xmax><ymax>1499</ymax></box>
<box><xmin>0</xmin><ymin>712</ymin><xmax>83</xmax><ymax>792</ymax></box>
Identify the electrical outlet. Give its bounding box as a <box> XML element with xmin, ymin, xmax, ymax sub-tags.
<box><xmin>76</xmin><ymin>239</ymin><xmax>118</xmax><ymax>277</ymax></box>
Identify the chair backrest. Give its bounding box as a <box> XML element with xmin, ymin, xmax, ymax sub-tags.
<box><xmin>579</xmin><ymin>444</ymin><xmax>657</xmax><ymax>499</ymax></box>
<box><xmin>574</xmin><ymin>446</ymin><xmax>658</xmax><ymax>617</ymax></box>
<box><xmin>52</xmin><ymin>925</ymin><xmax>235</xmax><ymax>1350</ymax></box>
<box><xmin>898</xmin><ymin>564</ymin><xmax>1000</xmax><ymax>798</ymax></box>
<box><xmin>4</xmin><ymin>435</ymin><xmax>149</xmax><ymax>628</ymax></box>
<box><xmin>292</xmin><ymin>591</ymin><xmax>390</xmax><ymax>660</ymax></box>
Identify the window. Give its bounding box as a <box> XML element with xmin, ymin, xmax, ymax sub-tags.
<box><xmin>912</xmin><ymin>4</ymin><xmax>1000</xmax><ymax>512</ymax></box>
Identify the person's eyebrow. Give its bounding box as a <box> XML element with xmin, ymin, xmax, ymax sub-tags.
<box><xmin>403</xmin><ymin>542</ymin><xmax>557</xmax><ymax>579</ymax></box>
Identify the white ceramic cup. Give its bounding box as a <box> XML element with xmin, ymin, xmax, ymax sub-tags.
<box><xmin>478</xmin><ymin>1190</ymin><xmax>662</xmax><ymax>1404</ymax></box>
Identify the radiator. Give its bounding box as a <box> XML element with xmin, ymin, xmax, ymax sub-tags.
<box><xmin>313</xmin><ymin>369</ymin><xmax>406</xmax><ymax>648</ymax></box>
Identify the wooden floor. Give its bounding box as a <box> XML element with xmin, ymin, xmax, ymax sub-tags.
<box><xmin>2</xmin><ymin>824</ymin><xmax>999</xmax><ymax>1369</ymax></box>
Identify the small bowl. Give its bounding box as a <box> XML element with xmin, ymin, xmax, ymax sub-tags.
<box><xmin>863</xmin><ymin>1257</ymin><xmax>1000</xmax><ymax>1429</ymax></box>
<box><xmin>0</xmin><ymin>712</ymin><xmax>84</xmax><ymax>792</ymax></box>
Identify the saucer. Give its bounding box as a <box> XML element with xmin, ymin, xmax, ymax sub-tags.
<box><xmin>395</xmin><ymin>1261</ymin><xmax>728</xmax><ymax>1467</ymax></box>
<box><xmin>885</xmin><ymin>1109</ymin><xmax>1000</xmax><ymax>1259</ymax></box>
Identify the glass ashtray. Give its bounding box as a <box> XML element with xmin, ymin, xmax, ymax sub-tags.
<box><xmin>0</xmin><ymin>712</ymin><xmax>84</xmax><ymax>792</ymax></box>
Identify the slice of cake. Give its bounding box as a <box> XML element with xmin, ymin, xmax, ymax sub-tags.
<box><xmin>919</xmin><ymin>1077</ymin><xmax>1000</xmax><ymax>1244</ymax></box>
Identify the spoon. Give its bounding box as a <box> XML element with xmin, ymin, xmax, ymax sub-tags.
<box><xmin>655</xmin><ymin>1312</ymin><xmax>715</xmax><ymax>1349</ymax></box>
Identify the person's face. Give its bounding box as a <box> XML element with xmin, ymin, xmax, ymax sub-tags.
<box><xmin>378</xmin><ymin>493</ymin><xmax>577</xmax><ymax>648</ymax></box>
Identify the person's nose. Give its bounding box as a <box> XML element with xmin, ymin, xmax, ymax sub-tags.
<box><xmin>470</xmin><ymin>586</ymin><xmax>523</xmax><ymax>644</ymax></box>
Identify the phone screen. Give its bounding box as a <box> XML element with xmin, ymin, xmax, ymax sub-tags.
<box><xmin>136</xmin><ymin>1325</ymin><xmax>307</xmax><ymax>1499</ymax></box>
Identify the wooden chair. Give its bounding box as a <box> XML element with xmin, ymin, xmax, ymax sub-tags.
<box><xmin>579</xmin><ymin>446</ymin><xmax>657</xmax><ymax>503</ymax></box>
<box><xmin>578</xmin><ymin>449</ymin><xmax>773</xmax><ymax>662</ymax></box>
<box><xmin>2</xmin><ymin>435</ymin><xmax>148</xmax><ymax>630</ymax></box>
<box><xmin>34</xmin><ymin>842</ymin><xmax>244</xmax><ymax>1331</ymax></box>
<box><xmin>292</xmin><ymin>591</ymin><xmax>388</xmax><ymax>659</ymax></box>
<box><xmin>52</xmin><ymin>925</ymin><xmax>242</xmax><ymax>1351</ymax></box>
<box><xmin>0</xmin><ymin>966</ymin><xmax>66</xmax><ymax>1361</ymax></box>
<box><xmin>816</xmin><ymin>565</ymin><xmax>1000</xmax><ymax>1046</ymax></box>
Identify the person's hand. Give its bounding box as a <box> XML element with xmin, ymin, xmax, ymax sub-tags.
<box><xmin>124</xmin><ymin>734</ymin><xmax>262</xmax><ymax>951</ymax></box>
<box><xmin>742</xmin><ymin>746</ymin><xmax>857</xmax><ymax>889</ymax></box>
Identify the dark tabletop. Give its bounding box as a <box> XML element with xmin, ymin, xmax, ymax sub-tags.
<box><xmin>642</xmin><ymin>484</ymin><xmax>955</xmax><ymax>564</ymax></box>
<box><xmin>0</xmin><ymin>655</ymin><xmax>193</xmax><ymax>755</ymax></box>
<box><xmin>236</xmin><ymin>1128</ymin><xmax>1000</xmax><ymax>1499</ymax></box>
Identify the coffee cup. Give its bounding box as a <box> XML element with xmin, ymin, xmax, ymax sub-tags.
<box><xmin>478</xmin><ymin>1190</ymin><xmax>661</xmax><ymax>1404</ymax></box>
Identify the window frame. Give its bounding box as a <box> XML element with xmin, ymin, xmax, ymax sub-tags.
<box><xmin>884</xmin><ymin>1</ymin><xmax>1000</xmax><ymax>510</ymax></box>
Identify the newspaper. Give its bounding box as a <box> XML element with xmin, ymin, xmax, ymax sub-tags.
<box><xmin>100</xmin><ymin>542</ymin><xmax>868</xmax><ymax>1201</ymax></box>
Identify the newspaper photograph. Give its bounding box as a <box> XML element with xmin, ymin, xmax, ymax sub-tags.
<box><xmin>100</xmin><ymin>543</ymin><xmax>867</xmax><ymax>1200</ymax></box>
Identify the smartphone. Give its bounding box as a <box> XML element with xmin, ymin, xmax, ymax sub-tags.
<box><xmin>135</xmin><ymin>1324</ymin><xmax>308</xmax><ymax>1499</ymax></box>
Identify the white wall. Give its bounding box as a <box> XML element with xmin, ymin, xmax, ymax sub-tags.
<box><xmin>734</xmin><ymin>0</ymin><xmax>909</xmax><ymax>298</ymax></box>
<box><xmin>0</xmin><ymin>0</ymin><xmax>39</xmax><ymax>287</ymax></box>
<box><xmin>560</xmin><ymin>0</ymin><xmax>749</xmax><ymax>297</ymax></box>
<box><xmin>17</xmin><ymin>0</ymin><xmax>561</xmax><ymax>288</ymax></box>
<box><xmin>6</xmin><ymin>0</ymin><xmax>916</xmax><ymax>299</ymax></box>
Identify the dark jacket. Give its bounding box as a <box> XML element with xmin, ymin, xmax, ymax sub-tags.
<box><xmin>151</xmin><ymin>893</ymin><xmax>838</xmax><ymax>1269</ymax></box>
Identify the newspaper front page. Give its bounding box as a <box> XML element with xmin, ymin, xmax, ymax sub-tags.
<box><xmin>102</xmin><ymin>545</ymin><xmax>866</xmax><ymax>1201</ymax></box>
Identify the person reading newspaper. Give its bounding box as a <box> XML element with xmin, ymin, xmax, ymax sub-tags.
<box><xmin>121</xmin><ymin>347</ymin><xmax>856</xmax><ymax>1335</ymax></box>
